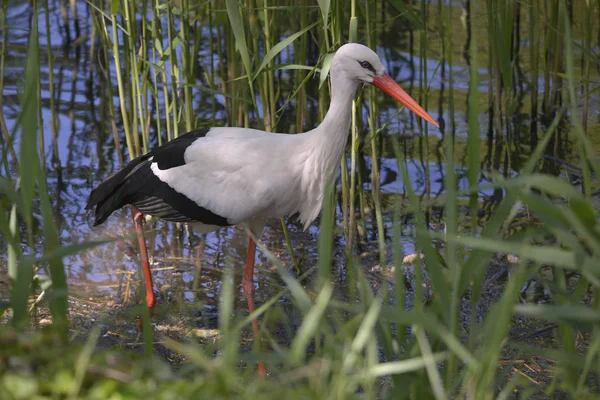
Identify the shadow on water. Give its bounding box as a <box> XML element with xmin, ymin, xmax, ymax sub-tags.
<box><xmin>1</xmin><ymin>0</ymin><xmax>600</xmax><ymax>372</ymax></box>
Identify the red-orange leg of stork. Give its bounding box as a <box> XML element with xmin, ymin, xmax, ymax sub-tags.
<box><xmin>131</xmin><ymin>206</ymin><xmax>156</xmax><ymax>325</ymax></box>
<box><xmin>241</xmin><ymin>237</ymin><xmax>267</xmax><ymax>377</ymax></box>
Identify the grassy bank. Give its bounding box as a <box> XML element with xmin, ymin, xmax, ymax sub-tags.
<box><xmin>1</xmin><ymin>0</ymin><xmax>600</xmax><ymax>398</ymax></box>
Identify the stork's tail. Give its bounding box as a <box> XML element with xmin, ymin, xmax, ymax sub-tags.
<box><xmin>86</xmin><ymin>154</ymin><xmax>151</xmax><ymax>226</ymax></box>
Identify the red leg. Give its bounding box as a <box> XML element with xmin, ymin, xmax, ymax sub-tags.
<box><xmin>241</xmin><ymin>237</ymin><xmax>267</xmax><ymax>377</ymax></box>
<box><xmin>131</xmin><ymin>206</ymin><xmax>156</xmax><ymax>319</ymax></box>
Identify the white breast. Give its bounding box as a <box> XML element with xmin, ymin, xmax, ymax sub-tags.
<box><xmin>150</xmin><ymin>132</ymin><xmax>318</xmax><ymax>229</ymax></box>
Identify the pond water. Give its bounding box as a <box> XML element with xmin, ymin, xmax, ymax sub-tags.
<box><xmin>1</xmin><ymin>1</ymin><xmax>599</xmax><ymax>352</ymax></box>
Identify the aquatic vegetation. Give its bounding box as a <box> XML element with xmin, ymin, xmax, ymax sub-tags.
<box><xmin>1</xmin><ymin>0</ymin><xmax>600</xmax><ymax>398</ymax></box>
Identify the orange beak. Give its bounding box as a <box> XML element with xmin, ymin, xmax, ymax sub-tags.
<box><xmin>371</xmin><ymin>74</ymin><xmax>439</xmax><ymax>128</ymax></box>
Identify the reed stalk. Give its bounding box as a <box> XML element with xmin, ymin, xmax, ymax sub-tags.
<box><xmin>0</xmin><ymin>1</ymin><xmax>17</xmax><ymax>170</ymax></box>
<box><xmin>346</xmin><ymin>0</ymin><xmax>358</xmax><ymax>258</ymax></box>
<box><xmin>166</xmin><ymin>5</ymin><xmax>180</xmax><ymax>139</ymax></box>
<box><xmin>419</xmin><ymin>0</ymin><xmax>430</xmax><ymax>215</ymax></box>
<box><xmin>150</xmin><ymin>0</ymin><xmax>162</xmax><ymax>146</ymax></box>
<box><xmin>364</xmin><ymin>1</ymin><xmax>384</xmax><ymax>267</ymax></box>
<box><xmin>96</xmin><ymin>11</ymin><xmax>124</xmax><ymax>166</ymax></box>
<box><xmin>110</xmin><ymin>8</ymin><xmax>134</xmax><ymax>159</ymax></box>
<box><xmin>582</xmin><ymin>0</ymin><xmax>591</xmax><ymax>134</ymax></box>
<box><xmin>44</xmin><ymin>0</ymin><xmax>59</xmax><ymax>165</ymax></box>
<box><xmin>180</xmin><ymin>0</ymin><xmax>193</xmax><ymax>133</ymax></box>
<box><xmin>3</xmin><ymin>2</ymin><xmax>600</xmax><ymax>397</ymax></box>
<box><xmin>122</xmin><ymin>2</ymin><xmax>141</xmax><ymax>156</ymax></box>
<box><xmin>529</xmin><ymin>0</ymin><xmax>540</xmax><ymax>149</ymax></box>
<box><xmin>139</xmin><ymin>0</ymin><xmax>151</xmax><ymax>150</ymax></box>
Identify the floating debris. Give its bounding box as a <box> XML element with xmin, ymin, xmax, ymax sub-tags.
<box><xmin>506</xmin><ymin>254</ymin><xmax>520</xmax><ymax>265</ymax></box>
<box><xmin>189</xmin><ymin>329</ymin><xmax>222</xmax><ymax>339</ymax></box>
<box><xmin>402</xmin><ymin>253</ymin><xmax>425</xmax><ymax>265</ymax></box>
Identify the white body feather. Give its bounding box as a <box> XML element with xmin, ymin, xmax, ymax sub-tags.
<box><xmin>148</xmin><ymin>44</ymin><xmax>385</xmax><ymax>235</ymax></box>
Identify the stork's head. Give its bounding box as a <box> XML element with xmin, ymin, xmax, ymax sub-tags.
<box><xmin>332</xmin><ymin>43</ymin><xmax>385</xmax><ymax>83</ymax></box>
<box><xmin>332</xmin><ymin>43</ymin><xmax>438</xmax><ymax>128</ymax></box>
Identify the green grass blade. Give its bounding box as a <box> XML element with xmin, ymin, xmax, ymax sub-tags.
<box><xmin>252</xmin><ymin>233</ymin><xmax>312</xmax><ymax>311</ymax></box>
<box><xmin>6</xmin><ymin>205</ymin><xmax>19</xmax><ymax>282</ymax></box>
<box><xmin>319</xmin><ymin>52</ymin><xmax>334</xmax><ymax>89</ymax></box>
<box><xmin>11</xmin><ymin>253</ymin><xmax>33</xmax><ymax>329</ymax></box>
<box><xmin>468</xmin><ymin>264</ymin><xmax>530</xmax><ymax>397</ymax></box>
<box><xmin>391</xmin><ymin>138</ymin><xmax>451</xmax><ymax>316</ymax></box>
<box><xmin>17</xmin><ymin>3</ymin><xmax>41</xmax><ymax>246</ymax></box>
<box><xmin>70</xmin><ymin>326</ymin><xmax>102</xmax><ymax>397</ymax></box>
<box><xmin>289</xmin><ymin>282</ymin><xmax>333</xmax><ymax>366</ymax></box>
<box><xmin>364</xmin><ymin>353</ymin><xmax>447</xmax><ymax>378</ymax></box>
<box><xmin>368</xmin><ymin>304</ymin><xmax>480</xmax><ymax>370</ymax></box>
<box><xmin>0</xmin><ymin>201</ymin><xmax>19</xmax><ymax>255</ymax></box>
<box><xmin>218</xmin><ymin>258</ymin><xmax>238</xmax><ymax>367</ymax></box>
<box><xmin>435</xmin><ymin>232</ymin><xmax>575</xmax><ymax>267</ymax></box>
<box><xmin>225</xmin><ymin>0</ymin><xmax>254</xmax><ymax>100</ymax></box>
<box><xmin>253</xmin><ymin>22</ymin><xmax>318</xmax><ymax>81</ymax></box>
<box><xmin>318</xmin><ymin>186</ymin><xmax>334</xmax><ymax>288</ymax></box>
<box><xmin>514</xmin><ymin>304</ymin><xmax>600</xmax><ymax>327</ymax></box>
<box><xmin>36</xmin><ymin>158</ymin><xmax>68</xmax><ymax>336</ymax></box>
<box><xmin>342</xmin><ymin>298</ymin><xmax>382</xmax><ymax>373</ymax></box>
<box><xmin>11</xmin><ymin>3</ymin><xmax>41</xmax><ymax>327</ymax></box>
<box><xmin>316</xmin><ymin>0</ymin><xmax>330</xmax><ymax>28</ymax></box>
<box><xmin>520</xmin><ymin>109</ymin><xmax>565</xmax><ymax>175</ymax></box>
<box><xmin>387</xmin><ymin>0</ymin><xmax>424</xmax><ymax>29</ymax></box>
<box><xmin>414</xmin><ymin>325</ymin><xmax>448</xmax><ymax>400</ymax></box>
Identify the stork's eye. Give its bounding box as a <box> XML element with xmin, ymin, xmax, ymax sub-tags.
<box><xmin>358</xmin><ymin>60</ymin><xmax>376</xmax><ymax>73</ymax></box>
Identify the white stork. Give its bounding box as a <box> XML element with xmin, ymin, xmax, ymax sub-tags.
<box><xmin>87</xmin><ymin>43</ymin><xmax>438</xmax><ymax>375</ymax></box>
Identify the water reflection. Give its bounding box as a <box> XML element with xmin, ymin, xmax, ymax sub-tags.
<box><xmin>1</xmin><ymin>1</ymin><xmax>599</xmax><ymax>333</ymax></box>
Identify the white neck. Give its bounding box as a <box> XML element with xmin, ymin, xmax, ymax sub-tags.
<box><xmin>309</xmin><ymin>68</ymin><xmax>358</xmax><ymax>181</ymax></box>
<box><xmin>291</xmin><ymin>67</ymin><xmax>359</xmax><ymax>228</ymax></box>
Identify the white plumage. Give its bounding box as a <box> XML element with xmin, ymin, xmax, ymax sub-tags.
<box><xmin>87</xmin><ymin>43</ymin><xmax>438</xmax><ymax>376</ymax></box>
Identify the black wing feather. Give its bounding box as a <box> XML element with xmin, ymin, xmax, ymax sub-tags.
<box><xmin>87</xmin><ymin>128</ymin><xmax>230</xmax><ymax>227</ymax></box>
